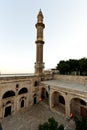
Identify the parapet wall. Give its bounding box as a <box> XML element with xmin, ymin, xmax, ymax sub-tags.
<box><xmin>54</xmin><ymin>74</ymin><xmax>87</xmax><ymax>84</ymax></box>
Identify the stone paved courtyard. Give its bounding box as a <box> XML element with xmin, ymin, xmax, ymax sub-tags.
<box><xmin>0</xmin><ymin>102</ymin><xmax>75</xmax><ymax>130</ymax></box>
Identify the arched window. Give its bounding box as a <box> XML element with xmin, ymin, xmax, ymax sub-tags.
<box><xmin>80</xmin><ymin>100</ymin><xmax>86</xmax><ymax>106</ymax></box>
<box><xmin>16</xmin><ymin>84</ymin><xmax>19</xmax><ymax>88</ymax></box>
<box><xmin>2</xmin><ymin>91</ymin><xmax>15</xmax><ymax>99</ymax></box>
<box><xmin>18</xmin><ymin>88</ymin><xmax>28</xmax><ymax>95</ymax></box>
<box><xmin>34</xmin><ymin>81</ymin><xmax>38</xmax><ymax>87</ymax></box>
<box><xmin>59</xmin><ymin>95</ymin><xmax>65</xmax><ymax>105</ymax></box>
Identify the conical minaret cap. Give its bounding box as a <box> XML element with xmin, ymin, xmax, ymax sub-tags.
<box><xmin>37</xmin><ymin>9</ymin><xmax>44</xmax><ymax>23</ymax></box>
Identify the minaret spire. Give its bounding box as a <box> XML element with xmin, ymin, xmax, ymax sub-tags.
<box><xmin>35</xmin><ymin>10</ymin><xmax>45</xmax><ymax>76</ymax></box>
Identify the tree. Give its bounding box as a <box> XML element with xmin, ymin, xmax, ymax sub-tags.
<box><xmin>75</xmin><ymin>116</ymin><xmax>87</xmax><ymax>130</ymax></box>
<box><xmin>79</xmin><ymin>58</ymin><xmax>87</xmax><ymax>75</ymax></box>
<box><xmin>68</xmin><ymin>59</ymin><xmax>80</xmax><ymax>72</ymax></box>
<box><xmin>38</xmin><ymin>122</ymin><xmax>49</xmax><ymax>130</ymax></box>
<box><xmin>48</xmin><ymin>117</ymin><xmax>58</xmax><ymax>130</ymax></box>
<box><xmin>57</xmin><ymin>60</ymin><xmax>70</xmax><ymax>74</ymax></box>
<box><xmin>38</xmin><ymin>117</ymin><xmax>64</xmax><ymax>130</ymax></box>
<box><xmin>56</xmin><ymin>58</ymin><xmax>87</xmax><ymax>75</ymax></box>
<box><xmin>58</xmin><ymin>124</ymin><xmax>64</xmax><ymax>130</ymax></box>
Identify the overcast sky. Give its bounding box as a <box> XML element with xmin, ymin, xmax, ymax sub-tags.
<box><xmin>0</xmin><ymin>0</ymin><xmax>87</xmax><ymax>74</ymax></box>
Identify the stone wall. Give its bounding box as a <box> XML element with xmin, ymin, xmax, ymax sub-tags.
<box><xmin>54</xmin><ymin>74</ymin><xmax>87</xmax><ymax>84</ymax></box>
<box><xmin>0</xmin><ymin>75</ymin><xmax>40</xmax><ymax>118</ymax></box>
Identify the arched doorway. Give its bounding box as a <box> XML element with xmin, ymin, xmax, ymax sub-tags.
<box><xmin>51</xmin><ymin>91</ymin><xmax>65</xmax><ymax>114</ymax></box>
<box><xmin>20</xmin><ymin>97</ymin><xmax>26</xmax><ymax>108</ymax></box>
<box><xmin>4</xmin><ymin>106</ymin><xmax>11</xmax><ymax>117</ymax></box>
<box><xmin>33</xmin><ymin>94</ymin><xmax>37</xmax><ymax>104</ymax></box>
<box><xmin>40</xmin><ymin>88</ymin><xmax>49</xmax><ymax>104</ymax></box>
<box><xmin>4</xmin><ymin>101</ymin><xmax>12</xmax><ymax>117</ymax></box>
<box><xmin>34</xmin><ymin>97</ymin><xmax>37</xmax><ymax>104</ymax></box>
<box><xmin>34</xmin><ymin>81</ymin><xmax>38</xmax><ymax>87</ymax></box>
<box><xmin>18</xmin><ymin>88</ymin><xmax>28</xmax><ymax>109</ymax></box>
<box><xmin>70</xmin><ymin>98</ymin><xmax>87</xmax><ymax>117</ymax></box>
<box><xmin>2</xmin><ymin>91</ymin><xmax>15</xmax><ymax>118</ymax></box>
<box><xmin>21</xmin><ymin>100</ymin><xmax>24</xmax><ymax>108</ymax></box>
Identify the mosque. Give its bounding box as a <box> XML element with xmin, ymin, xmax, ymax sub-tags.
<box><xmin>0</xmin><ymin>10</ymin><xmax>87</xmax><ymax>119</ymax></box>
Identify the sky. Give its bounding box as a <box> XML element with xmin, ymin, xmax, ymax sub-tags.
<box><xmin>0</xmin><ymin>0</ymin><xmax>87</xmax><ymax>74</ymax></box>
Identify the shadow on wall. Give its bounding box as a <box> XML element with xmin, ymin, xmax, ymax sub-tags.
<box><xmin>0</xmin><ymin>123</ymin><xmax>3</xmax><ymax>130</ymax></box>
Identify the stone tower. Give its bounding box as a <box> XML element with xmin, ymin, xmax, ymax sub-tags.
<box><xmin>35</xmin><ymin>10</ymin><xmax>45</xmax><ymax>76</ymax></box>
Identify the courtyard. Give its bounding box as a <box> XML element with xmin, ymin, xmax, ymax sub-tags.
<box><xmin>0</xmin><ymin>102</ymin><xmax>75</xmax><ymax>130</ymax></box>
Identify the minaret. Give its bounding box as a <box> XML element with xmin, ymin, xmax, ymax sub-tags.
<box><xmin>35</xmin><ymin>10</ymin><xmax>45</xmax><ymax>76</ymax></box>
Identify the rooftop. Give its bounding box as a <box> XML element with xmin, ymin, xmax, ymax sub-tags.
<box><xmin>41</xmin><ymin>79</ymin><xmax>87</xmax><ymax>93</ymax></box>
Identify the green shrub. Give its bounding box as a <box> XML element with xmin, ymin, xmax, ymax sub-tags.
<box><xmin>38</xmin><ymin>117</ymin><xmax>64</xmax><ymax>130</ymax></box>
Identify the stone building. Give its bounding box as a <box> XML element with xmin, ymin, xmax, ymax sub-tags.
<box><xmin>0</xmin><ymin>74</ymin><xmax>40</xmax><ymax>118</ymax></box>
<box><xmin>40</xmin><ymin>75</ymin><xmax>87</xmax><ymax>118</ymax></box>
<box><xmin>0</xmin><ymin>10</ymin><xmax>87</xmax><ymax>119</ymax></box>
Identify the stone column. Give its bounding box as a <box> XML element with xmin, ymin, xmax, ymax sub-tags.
<box><xmin>65</xmin><ymin>95</ymin><xmax>70</xmax><ymax>116</ymax></box>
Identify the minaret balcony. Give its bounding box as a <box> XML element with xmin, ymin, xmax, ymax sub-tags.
<box><xmin>35</xmin><ymin>23</ymin><xmax>45</xmax><ymax>28</ymax></box>
<box><xmin>35</xmin><ymin>40</ymin><xmax>44</xmax><ymax>44</ymax></box>
<box><xmin>35</xmin><ymin>62</ymin><xmax>45</xmax><ymax>69</ymax></box>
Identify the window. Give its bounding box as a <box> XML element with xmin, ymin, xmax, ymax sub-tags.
<box><xmin>18</xmin><ymin>88</ymin><xmax>28</xmax><ymax>95</ymax></box>
<box><xmin>16</xmin><ymin>84</ymin><xmax>19</xmax><ymax>88</ymax></box>
<box><xmin>2</xmin><ymin>91</ymin><xmax>15</xmax><ymax>99</ymax></box>
<box><xmin>59</xmin><ymin>95</ymin><xmax>65</xmax><ymax>105</ymax></box>
<box><xmin>80</xmin><ymin>100</ymin><xmax>86</xmax><ymax>106</ymax></box>
<box><xmin>34</xmin><ymin>81</ymin><xmax>38</xmax><ymax>87</ymax></box>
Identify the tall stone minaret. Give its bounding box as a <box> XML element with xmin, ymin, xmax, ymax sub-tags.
<box><xmin>35</xmin><ymin>10</ymin><xmax>45</xmax><ymax>76</ymax></box>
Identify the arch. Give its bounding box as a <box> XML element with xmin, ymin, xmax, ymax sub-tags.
<box><xmin>4</xmin><ymin>100</ymin><xmax>12</xmax><ymax>117</ymax></box>
<box><xmin>6</xmin><ymin>101</ymin><xmax>11</xmax><ymax>105</ymax></box>
<box><xmin>18</xmin><ymin>87</ymin><xmax>28</xmax><ymax>95</ymax></box>
<box><xmin>21</xmin><ymin>100</ymin><xmax>24</xmax><ymax>108</ymax></box>
<box><xmin>59</xmin><ymin>95</ymin><xmax>65</xmax><ymax>105</ymax></box>
<box><xmin>33</xmin><ymin>94</ymin><xmax>37</xmax><ymax>104</ymax></box>
<box><xmin>33</xmin><ymin>93</ymin><xmax>38</xmax><ymax>104</ymax></box>
<box><xmin>51</xmin><ymin>91</ymin><xmax>65</xmax><ymax>114</ymax></box>
<box><xmin>34</xmin><ymin>81</ymin><xmax>38</xmax><ymax>87</ymax></box>
<box><xmin>41</xmin><ymin>87</ymin><xmax>48</xmax><ymax>99</ymax></box>
<box><xmin>20</xmin><ymin>97</ymin><xmax>26</xmax><ymax>108</ymax></box>
<box><xmin>70</xmin><ymin>98</ymin><xmax>87</xmax><ymax>117</ymax></box>
<box><xmin>40</xmin><ymin>87</ymin><xmax>49</xmax><ymax>104</ymax></box>
<box><xmin>4</xmin><ymin>106</ymin><xmax>11</xmax><ymax>117</ymax></box>
<box><xmin>2</xmin><ymin>91</ymin><xmax>15</xmax><ymax>99</ymax></box>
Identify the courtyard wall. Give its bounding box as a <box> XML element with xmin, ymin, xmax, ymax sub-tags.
<box><xmin>54</xmin><ymin>74</ymin><xmax>87</xmax><ymax>84</ymax></box>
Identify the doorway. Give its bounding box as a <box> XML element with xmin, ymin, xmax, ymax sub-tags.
<box><xmin>4</xmin><ymin>106</ymin><xmax>11</xmax><ymax>117</ymax></box>
<box><xmin>34</xmin><ymin>97</ymin><xmax>37</xmax><ymax>104</ymax></box>
<box><xmin>21</xmin><ymin>100</ymin><xmax>24</xmax><ymax>108</ymax></box>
